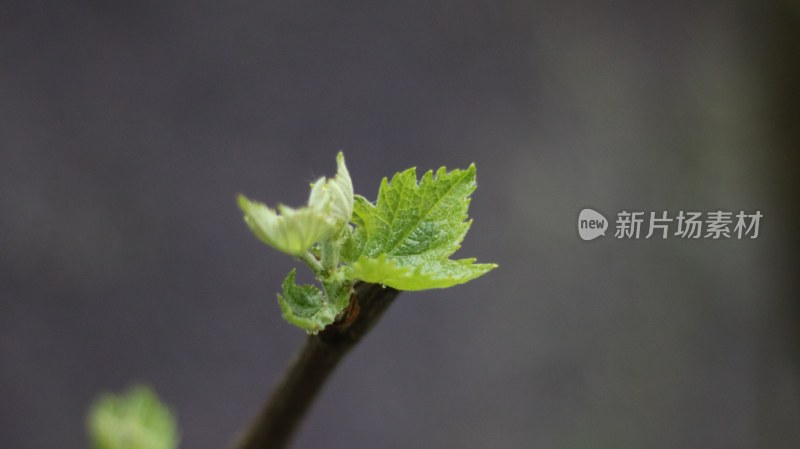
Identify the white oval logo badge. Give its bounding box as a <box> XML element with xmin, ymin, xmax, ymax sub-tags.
<box><xmin>578</xmin><ymin>208</ymin><xmax>608</xmax><ymax>241</ymax></box>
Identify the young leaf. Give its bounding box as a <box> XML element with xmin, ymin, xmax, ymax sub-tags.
<box><xmin>308</xmin><ymin>152</ymin><xmax>354</xmax><ymax>229</ymax></box>
<box><xmin>346</xmin><ymin>254</ymin><xmax>495</xmax><ymax>291</ymax></box>
<box><xmin>278</xmin><ymin>269</ymin><xmax>351</xmax><ymax>333</ymax></box>
<box><xmin>342</xmin><ymin>164</ymin><xmax>496</xmax><ymax>290</ymax></box>
<box><xmin>238</xmin><ymin>196</ymin><xmax>337</xmax><ymax>256</ymax></box>
<box><xmin>87</xmin><ymin>385</ymin><xmax>179</xmax><ymax>449</ymax></box>
<box><xmin>238</xmin><ymin>152</ymin><xmax>353</xmax><ymax>256</ymax></box>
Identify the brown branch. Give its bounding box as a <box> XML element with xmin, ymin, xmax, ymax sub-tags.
<box><xmin>230</xmin><ymin>282</ymin><xmax>400</xmax><ymax>449</ymax></box>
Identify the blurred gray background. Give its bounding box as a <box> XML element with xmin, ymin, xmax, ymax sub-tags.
<box><xmin>1</xmin><ymin>0</ymin><xmax>798</xmax><ymax>448</ymax></box>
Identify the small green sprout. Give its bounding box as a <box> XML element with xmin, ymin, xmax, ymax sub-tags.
<box><xmin>239</xmin><ymin>153</ymin><xmax>497</xmax><ymax>333</ymax></box>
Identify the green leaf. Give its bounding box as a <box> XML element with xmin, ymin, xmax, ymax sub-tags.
<box><xmin>238</xmin><ymin>195</ymin><xmax>337</xmax><ymax>256</ymax></box>
<box><xmin>278</xmin><ymin>269</ymin><xmax>351</xmax><ymax>333</ymax></box>
<box><xmin>87</xmin><ymin>385</ymin><xmax>179</xmax><ymax>449</ymax></box>
<box><xmin>342</xmin><ymin>164</ymin><xmax>497</xmax><ymax>290</ymax></box>
<box><xmin>346</xmin><ymin>254</ymin><xmax>496</xmax><ymax>290</ymax></box>
<box><xmin>239</xmin><ymin>152</ymin><xmax>353</xmax><ymax>257</ymax></box>
<box><xmin>308</xmin><ymin>152</ymin><xmax>354</xmax><ymax>229</ymax></box>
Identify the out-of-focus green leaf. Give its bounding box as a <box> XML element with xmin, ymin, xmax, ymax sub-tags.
<box><xmin>87</xmin><ymin>385</ymin><xmax>178</xmax><ymax>449</ymax></box>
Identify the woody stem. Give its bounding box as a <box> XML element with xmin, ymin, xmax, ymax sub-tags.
<box><xmin>229</xmin><ymin>282</ymin><xmax>399</xmax><ymax>449</ymax></box>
